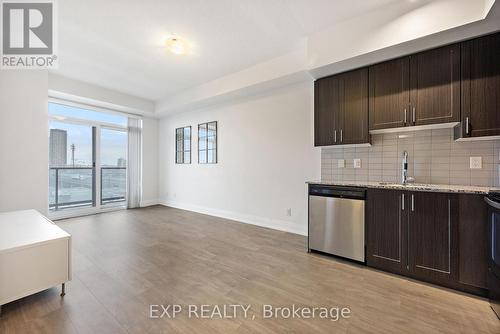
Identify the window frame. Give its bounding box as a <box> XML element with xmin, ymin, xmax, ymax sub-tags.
<box><xmin>198</xmin><ymin>121</ymin><xmax>217</xmax><ymax>164</ymax></box>
<box><xmin>47</xmin><ymin>99</ymin><xmax>132</xmax><ymax>220</ymax></box>
<box><xmin>175</xmin><ymin>126</ymin><xmax>192</xmax><ymax>164</ymax></box>
<box><xmin>48</xmin><ymin>97</ymin><xmax>138</xmax><ymax>127</ymax></box>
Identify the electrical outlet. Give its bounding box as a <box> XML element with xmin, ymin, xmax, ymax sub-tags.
<box><xmin>338</xmin><ymin>159</ymin><xmax>345</xmax><ymax>168</ymax></box>
<box><xmin>470</xmin><ymin>157</ymin><xmax>482</xmax><ymax>169</ymax></box>
<box><xmin>353</xmin><ymin>159</ymin><xmax>361</xmax><ymax>169</ymax></box>
<box><xmin>285</xmin><ymin>208</ymin><xmax>292</xmax><ymax>217</ymax></box>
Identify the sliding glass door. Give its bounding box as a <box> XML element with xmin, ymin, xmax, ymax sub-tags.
<box><xmin>49</xmin><ymin>121</ymin><xmax>96</xmax><ymax>210</ymax></box>
<box><xmin>100</xmin><ymin>128</ymin><xmax>127</xmax><ymax>205</ymax></box>
<box><xmin>48</xmin><ymin>102</ymin><xmax>129</xmax><ymax>216</ymax></box>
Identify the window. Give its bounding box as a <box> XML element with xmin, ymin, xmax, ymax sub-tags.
<box><xmin>48</xmin><ymin>101</ymin><xmax>129</xmax><ymax>213</ymax></box>
<box><xmin>198</xmin><ymin>121</ymin><xmax>217</xmax><ymax>164</ymax></box>
<box><xmin>176</xmin><ymin>126</ymin><xmax>191</xmax><ymax>164</ymax></box>
<box><xmin>49</xmin><ymin>121</ymin><xmax>94</xmax><ymax>210</ymax></box>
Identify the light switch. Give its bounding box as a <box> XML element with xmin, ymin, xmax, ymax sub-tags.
<box><xmin>470</xmin><ymin>157</ymin><xmax>482</xmax><ymax>169</ymax></box>
<box><xmin>338</xmin><ymin>159</ymin><xmax>345</xmax><ymax>168</ymax></box>
<box><xmin>353</xmin><ymin>159</ymin><xmax>361</xmax><ymax>169</ymax></box>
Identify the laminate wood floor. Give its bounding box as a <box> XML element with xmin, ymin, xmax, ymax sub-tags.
<box><xmin>1</xmin><ymin>205</ymin><xmax>499</xmax><ymax>333</ymax></box>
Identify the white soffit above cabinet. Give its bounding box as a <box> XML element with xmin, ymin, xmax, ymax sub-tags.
<box><xmin>49</xmin><ymin>0</ymin><xmax>499</xmax><ymax>116</ymax></box>
<box><xmin>308</xmin><ymin>0</ymin><xmax>500</xmax><ymax>75</ymax></box>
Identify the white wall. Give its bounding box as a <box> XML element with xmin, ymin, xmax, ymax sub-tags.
<box><xmin>0</xmin><ymin>70</ymin><xmax>49</xmax><ymax>215</ymax></box>
<box><xmin>159</xmin><ymin>81</ymin><xmax>320</xmax><ymax>235</ymax></box>
<box><xmin>141</xmin><ymin>117</ymin><xmax>159</xmax><ymax>206</ymax></box>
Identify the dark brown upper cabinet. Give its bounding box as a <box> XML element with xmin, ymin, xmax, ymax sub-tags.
<box><xmin>314</xmin><ymin>68</ymin><xmax>369</xmax><ymax>146</ymax></box>
<box><xmin>369</xmin><ymin>57</ymin><xmax>409</xmax><ymax>130</ymax></box>
<box><xmin>341</xmin><ymin>68</ymin><xmax>369</xmax><ymax>144</ymax></box>
<box><xmin>369</xmin><ymin>44</ymin><xmax>460</xmax><ymax>130</ymax></box>
<box><xmin>317</xmin><ymin>31</ymin><xmax>500</xmax><ymax>139</ymax></box>
<box><xmin>314</xmin><ymin>76</ymin><xmax>339</xmax><ymax>146</ymax></box>
<box><xmin>461</xmin><ymin>33</ymin><xmax>500</xmax><ymax>138</ymax></box>
<box><xmin>410</xmin><ymin>44</ymin><xmax>461</xmax><ymax>126</ymax></box>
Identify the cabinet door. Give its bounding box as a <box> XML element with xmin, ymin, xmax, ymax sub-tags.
<box><xmin>314</xmin><ymin>76</ymin><xmax>342</xmax><ymax>146</ymax></box>
<box><xmin>410</xmin><ymin>44</ymin><xmax>460</xmax><ymax>126</ymax></box>
<box><xmin>409</xmin><ymin>192</ymin><xmax>458</xmax><ymax>284</ymax></box>
<box><xmin>366</xmin><ymin>189</ymin><xmax>407</xmax><ymax>274</ymax></box>
<box><xmin>369</xmin><ymin>58</ymin><xmax>410</xmax><ymax>130</ymax></box>
<box><xmin>458</xmin><ymin>194</ymin><xmax>488</xmax><ymax>288</ymax></box>
<box><xmin>340</xmin><ymin>68</ymin><xmax>369</xmax><ymax>144</ymax></box>
<box><xmin>461</xmin><ymin>33</ymin><xmax>500</xmax><ymax>137</ymax></box>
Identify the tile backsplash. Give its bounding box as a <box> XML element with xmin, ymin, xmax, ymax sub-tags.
<box><xmin>321</xmin><ymin>128</ymin><xmax>500</xmax><ymax>187</ymax></box>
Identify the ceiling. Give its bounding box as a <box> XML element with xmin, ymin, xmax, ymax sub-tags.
<box><xmin>52</xmin><ymin>0</ymin><xmax>403</xmax><ymax>101</ymax></box>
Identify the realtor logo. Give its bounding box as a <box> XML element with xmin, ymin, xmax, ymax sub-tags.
<box><xmin>1</xmin><ymin>0</ymin><xmax>57</xmax><ymax>68</ymax></box>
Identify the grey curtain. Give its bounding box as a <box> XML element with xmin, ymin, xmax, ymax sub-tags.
<box><xmin>127</xmin><ymin>118</ymin><xmax>142</xmax><ymax>208</ymax></box>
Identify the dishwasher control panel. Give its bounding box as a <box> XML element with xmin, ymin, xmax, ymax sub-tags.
<box><xmin>309</xmin><ymin>185</ymin><xmax>366</xmax><ymax>200</ymax></box>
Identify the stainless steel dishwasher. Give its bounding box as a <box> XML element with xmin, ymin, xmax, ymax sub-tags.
<box><xmin>308</xmin><ymin>185</ymin><xmax>365</xmax><ymax>262</ymax></box>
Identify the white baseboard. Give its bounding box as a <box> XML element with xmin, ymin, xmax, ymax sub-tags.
<box><xmin>159</xmin><ymin>199</ymin><xmax>307</xmax><ymax>236</ymax></box>
<box><xmin>140</xmin><ymin>199</ymin><xmax>159</xmax><ymax>207</ymax></box>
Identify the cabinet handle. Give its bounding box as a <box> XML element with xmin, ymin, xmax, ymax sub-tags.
<box><xmin>404</xmin><ymin>108</ymin><xmax>407</xmax><ymax>125</ymax></box>
<box><xmin>411</xmin><ymin>194</ymin><xmax>415</xmax><ymax>212</ymax></box>
<box><xmin>448</xmin><ymin>199</ymin><xmax>451</xmax><ymax>273</ymax></box>
<box><xmin>402</xmin><ymin>193</ymin><xmax>405</xmax><ymax>211</ymax></box>
<box><xmin>412</xmin><ymin>107</ymin><xmax>416</xmax><ymax>124</ymax></box>
<box><xmin>334</xmin><ymin>130</ymin><xmax>337</xmax><ymax>143</ymax></box>
<box><xmin>340</xmin><ymin>129</ymin><xmax>343</xmax><ymax>143</ymax></box>
<box><xmin>407</xmin><ymin>203</ymin><xmax>410</xmax><ymax>270</ymax></box>
<box><xmin>465</xmin><ymin>117</ymin><xmax>470</xmax><ymax>135</ymax></box>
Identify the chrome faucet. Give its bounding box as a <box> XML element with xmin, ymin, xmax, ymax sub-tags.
<box><xmin>401</xmin><ymin>151</ymin><xmax>414</xmax><ymax>184</ymax></box>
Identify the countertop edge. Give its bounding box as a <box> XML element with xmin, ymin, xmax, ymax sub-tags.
<box><xmin>306</xmin><ymin>181</ymin><xmax>498</xmax><ymax>195</ymax></box>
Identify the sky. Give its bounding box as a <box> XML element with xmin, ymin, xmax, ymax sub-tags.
<box><xmin>49</xmin><ymin>103</ymin><xmax>128</xmax><ymax>166</ymax></box>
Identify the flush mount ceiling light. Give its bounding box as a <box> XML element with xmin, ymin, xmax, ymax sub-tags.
<box><xmin>164</xmin><ymin>35</ymin><xmax>189</xmax><ymax>55</ymax></box>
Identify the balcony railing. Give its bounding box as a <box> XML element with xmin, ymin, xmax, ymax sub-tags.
<box><xmin>100</xmin><ymin>167</ymin><xmax>127</xmax><ymax>205</ymax></box>
<box><xmin>49</xmin><ymin>167</ymin><xmax>126</xmax><ymax>211</ymax></box>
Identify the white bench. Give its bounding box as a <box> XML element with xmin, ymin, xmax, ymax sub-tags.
<box><xmin>0</xmin><ymin>210</ymin><xmax>71</xmax><ymax>315</ymax></box>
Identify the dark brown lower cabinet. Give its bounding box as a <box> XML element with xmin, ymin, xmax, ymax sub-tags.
<box><xmin>408</xmin><ymin>192</ymin><xmax>459</xmax><ymax>286</ymax></box>
<box><xmin>366</xmin><ymin>189</ymin><xmax>407</xmax><ymax>275</ymax></box>
<box><xmin>366</xmin><ymin>189</ymin><xmax>488</xmax><ymax>296</ymax></box>
<box><xmin>458</xmin><ymin>194</ymin><xmax>488</xmax><ymax>289</ymax></box>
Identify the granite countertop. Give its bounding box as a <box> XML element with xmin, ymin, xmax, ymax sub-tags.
<box><xmin>306</xmin><ymin>180</ymin><xmax>499</xmax><ymax>194</ymax></box>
